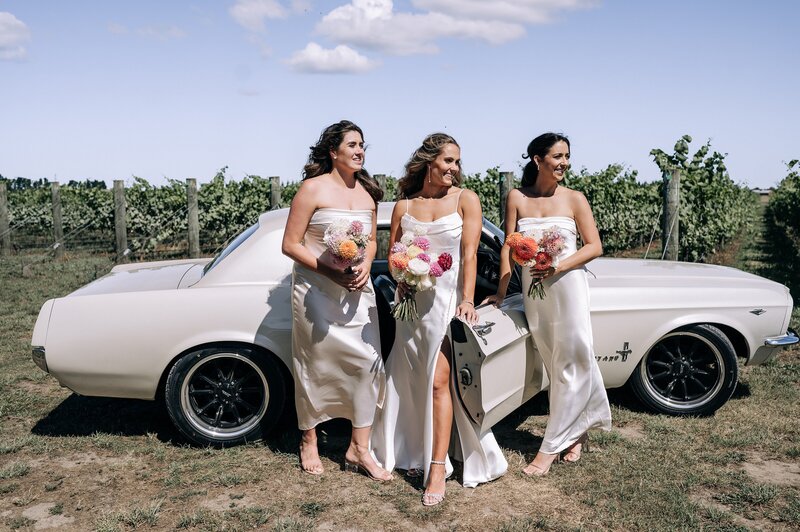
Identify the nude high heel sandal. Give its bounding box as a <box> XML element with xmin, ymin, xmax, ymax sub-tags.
<box><xmin>522</xmin><ymin>452</ymin><xmax>561</xmax><ymax>477</ymax></box>
<box><xmin>562</xmin><ymin>433</ymin><xmax>589</xmax><ymax>464</ymax></box>
<box><xmin>422</xmin><ymin>460</ymin><xmax>446</xmax><ymax>506</ymax></box>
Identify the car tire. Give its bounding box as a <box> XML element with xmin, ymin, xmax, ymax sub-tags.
<box><xmin>165</xmin><ymin>345</ymin><xmax>286</xmax><ymax>446</ymax></box>
<box><xmin>629</xmin><ymin>324</ymin><xmax>738</xmax><ymax>416</ymax></box>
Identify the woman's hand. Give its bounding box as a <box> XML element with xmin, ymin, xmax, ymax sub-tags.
<box><xmin>529</xmin><ymin>266</ymin><xmax>557</xmax><ymax>280</ymax></box>
<box><xmin>455</xmin><ymin>301</ymin><xmax>478</xmax><ymax>325</ymax></box>
<box><xmin>318</xmin><ymin>256</ymin><xmax>359</xmax><ymax>290</ymax></box>
<box><xmin>481</xmin><ymin>293</ymin><xmax>504</xmax><ymax>307</ymax></box>
<box><xmin>350</xmin><ymin>261</ymin><xmax>372</xmax><ymax>291</ymax></box>
<box><xmin>396</xmin><ymin>282</ymin><xmax>411</xmax><ymax>300</ymax></box>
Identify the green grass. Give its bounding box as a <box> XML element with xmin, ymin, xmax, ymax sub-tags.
<box><xmin>1</xmin><ymin>224</ymin><xmax>799</xmax><ymax>531</ymax></box>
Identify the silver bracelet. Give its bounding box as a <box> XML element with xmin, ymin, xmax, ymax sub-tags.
<box><xmin>462</xmin><ymin>301</ymin><xmax>474</xmax><ymax>306</ymax></box>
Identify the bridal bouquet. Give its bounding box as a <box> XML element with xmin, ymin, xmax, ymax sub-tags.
<box><xmin>324</xmin><ymin>219</ymin><xmax>370</xmax><ymax>272</ymax></box>
<box><xmin>388</xmin><ymin>228</ymin><xmax>453</xmax><ymax>321</ymax></box>
<box><xmin>506</xmin><ymin>226</ymin><xmax>566</xmax><ymax>299</ymax></box>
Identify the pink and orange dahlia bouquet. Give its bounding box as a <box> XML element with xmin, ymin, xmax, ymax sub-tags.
<box><xmin>505</xmin><ymin>226</ymin><xmax>566</xmax><ymax>299</ymax></box>
<box><xmin>323</xmin><ymin>219</ymin><xmax>370</xmax><ymax>272</ymax></box>
<box><xmin>388</xmin><ymin>228</ymin><xmax>453</xmax><ymax>321</ymax></box>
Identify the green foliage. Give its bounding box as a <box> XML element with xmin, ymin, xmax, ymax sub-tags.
<box><xmin>0</xmin><ymin>149</ymin><xmax>759</xmax><ymax>262</ymax></box>
<box><xmin>766</xmin><ymin>160</ymin><xmax>800</xmax><ymax>252</ymax></box>
<box><xmin>651</xmin><ymin>135</ymin><xmax>757</xmax><ymax>261</ymax></box>
<box><xmin>197</xmin><ymin>168</ymin><xmax>272</xmax><ymax>253</ymax></box>
<box><xmin>568</xmin><ymin>165</ymin><xmax>661</xmax><ymax>253</ymax></box>
<box><xmin>462</xmin><ymin>167</ymin><xmax>506</xmax><ymax>226</ymax></box>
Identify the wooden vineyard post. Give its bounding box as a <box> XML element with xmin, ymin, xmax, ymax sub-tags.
<box><xmin>114</xmin><ymin>180</ymin><xmax>128</xmax><ymax>263</ymax></box>
<box><xmin>269</xmin><ymin>176</ymin><xmax>281</xmax><ymax>210</ymax></box>
<box><xmin>374</xmin><ymin>174</ymin><xmax>389</xmax><ymax>258</ymax></box>
<box><xmin>662</xmin><ymin>168</ymin><xmax>680</xmax><ymax>260</ymax></box>
<box><xmin>51</xmin><ymin>182</ymin><xmax>64</xmax><ymax>259</ymax></box>
<box><xmin>0</xmin><ymin>182</ymin><xmax>10</xmax><ymax>257</ymax></box>
<box><xmin>499</xmin><ymin>171</ymin><xmax>514</xmax><ymax>227</ymax></box>
<box><xmin>187</xmin><ymin>178</ymin><xmax>200</xmax><ymax>258</ymax></box>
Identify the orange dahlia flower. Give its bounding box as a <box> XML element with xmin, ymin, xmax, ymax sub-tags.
<box><xmin>505</xmin><ymin>232</ymin><xmax>524</xmax><ymax>247</ymax></box>
<box><xmin>338</xmin><ymin>240</ymin><xmax>359</xmax><ymax>261</ymax></box>
<box><xmin>389</xmin><ymin>253</ymin><xmax>410</xmax><ymax>271</ymax></box>
<box><xmin>511</xmin><ymin>237</ymin><xmax>537</xmax><ymax>263</ymax></box>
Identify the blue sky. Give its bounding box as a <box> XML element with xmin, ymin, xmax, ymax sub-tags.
<box><xmin>1</xmin><ymin>0</ymin><xmax>798</xmax><ymax>189</ymax></box>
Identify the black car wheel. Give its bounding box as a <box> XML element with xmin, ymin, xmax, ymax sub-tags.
<box><xmin>165</xmin><ymin>345</ymin><xmax>285</xmax><ymax>446</ymax></box>
<box><xmin>629</xmin><ymin>324</ymin><xmax>738</xmax><ymax>416</ymax></box>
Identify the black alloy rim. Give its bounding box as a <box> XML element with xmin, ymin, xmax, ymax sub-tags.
<box><xmin>181</xmin><ymin>353</ymin><xmax>269</xmax><ymax>438</ymax></box>
<box><xmin>641</xmin><ymin>332</ymin><xmax>724</xmax><ymax>409</ymax></box>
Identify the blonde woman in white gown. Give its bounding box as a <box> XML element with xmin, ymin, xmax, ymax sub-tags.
<box><xmin>371</xmin><ymin>133</ymin><xmax>508</xmax><ymax>506</ymax></box>
<box><xmin>282</xmin><ymin>121</ymin><xmax>392</xmax><ymax>481</ymax></box>
<box><xmin>485</xmin><ymin>132</ymin><xmax>611</xmax><ymax>476</ymax></box>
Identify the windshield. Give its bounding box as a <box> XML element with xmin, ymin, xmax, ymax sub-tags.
<box><xmin>203</xmin><ymin>222</ymin><xmax>259</xmax><ymax>275</ymax></box>
<box><xmin>482</xmin><ymin>217</ymin><xmax>505</xmax><ymax>250</ymax></box>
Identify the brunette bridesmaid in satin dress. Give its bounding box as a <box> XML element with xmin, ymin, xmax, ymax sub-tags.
<box><xmin>371</xmin><ymin>133</ymin><xmax>507</xmax><ymax>506</ymax></box>
<box><xmin>281</xmin><ymin>120</ymin><xmax>392</xmax><ymax>481</ymax></box>
<box><xmin>484</xmin><ymin>132</ymin><xmax>612</xmax><ymax>476</ymax></box>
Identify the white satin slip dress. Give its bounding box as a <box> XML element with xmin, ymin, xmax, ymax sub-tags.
<box><xmin>518</xmin><ymin>216</ymin><xmax>612</xmax><ymax>454</ymax></box>
<box><xmin>291</xmin><ymin>208</ymin><xmax>384</xmax><ymax>431</ymax></box>
<box><xmin>372</xmin><ymin>199</ymin><xmax>508</xmax><ymax>488</ymax></box>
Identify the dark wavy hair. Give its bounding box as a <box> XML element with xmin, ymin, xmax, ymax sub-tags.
<box><xmin>302</xmin><ymin>120</ymin><xmax>383</xmax><ymax>203</ymax></box>
<box><xmin>521</xmin><ymin>132</ymin><xmax>570</xmax><ymax>187</ymax></box>
<box><xmin>397</xmin><ymin>133</ymin><xmax>461</xmax><ymax>199</ymax></box>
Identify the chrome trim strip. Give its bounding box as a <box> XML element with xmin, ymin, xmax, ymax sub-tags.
<box><xmin>31</xmin><ymin>346</ymin><xmax>48</xmax><ymax>372</ymax></box>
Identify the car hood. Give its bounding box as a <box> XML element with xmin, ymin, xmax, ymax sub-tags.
<box><xmin>588</xmin><ymin>258</ymin><xmax>787</xmax><ymax>291</ymax></box>
<box><xmin>69</xmin><ymin>258</ymin><xmax>211</xmax><ymax>297</ymax></box>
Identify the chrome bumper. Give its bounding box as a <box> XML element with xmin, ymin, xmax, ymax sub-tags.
<box><xmin>749</xmin><ymin>329</ymin><xmax>799</xmax><ymax>366</ymax></box>
<box><xmin>32</xmin><ymin>346</ymin><xmax>47</xmax><ymax>372</ymax></box>
<box><xmin>765</xmin><ymin>329</ymin><xmax>799</xmax><ymax>347</ymax></box>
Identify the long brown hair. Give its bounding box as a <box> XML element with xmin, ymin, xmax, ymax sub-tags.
<box><xmin>303</xmin><ymin>120</ymin><xmax>383</xmax><ymax>203</ymax></box>
<box><xmin>397</xmin><ymin>133</ymin><xmax>461</xmax><ymax>199</ymax></box>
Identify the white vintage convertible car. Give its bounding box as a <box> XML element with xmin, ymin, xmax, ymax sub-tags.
<box><xmin>31</xmin><ymin>203</ymin><xmax>797</xmax><ymax>446</ymax></box>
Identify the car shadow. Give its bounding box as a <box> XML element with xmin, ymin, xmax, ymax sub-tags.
<box><xmin>31</xmin><ymin>394</ymin><xmax>176</xmax><ymax>442</ymax></box>
<box><xmin>730</xmin><ymin>379</ymin><xmax>752</xmax><ymax>400</ymax></box>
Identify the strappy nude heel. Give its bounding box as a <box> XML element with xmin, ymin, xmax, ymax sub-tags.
<box><xmin>344</xmin><ymin>460</ymin><xmax>394</xmax><ymax>482</ymax></box>
<box><xmin>562</xmin><ymin>433</ymin><xmax>589</xmax><ymax>464</ymax></box>
<box><xmin>522</xmin><ymin>452</ymin><xmax>560</xmax><ymax>477</ymax></box>
<box><xmin>422</xmin><ymin>460</ymin><xmax>446</xmax><ymax>506</ymax></box>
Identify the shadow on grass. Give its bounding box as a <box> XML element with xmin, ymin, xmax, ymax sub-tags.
<box><xmin>730</xmin><ymin>379</ymin><xmax>752</xmax><ymax>401</ymax></box>
<box><xmin>31</xmin><ymin>394</ymin><xmax>176</xmax><ymax>442</ymax></box>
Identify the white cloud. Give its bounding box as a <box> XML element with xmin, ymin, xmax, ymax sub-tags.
<box><xmin>136</xmin><ymin>26</ymin><xmax>187</xmax><ymax>40</ymax></box>
<box><xmin>246</xmin><ymin>34</ymin><xmax>273</xmax><ymax>58</ymax></box>
<box><xmin>0</xmin><ymin>12</ymin><xmax>31</xmax><ymax>61</ymax></box>
<box><xmin>287</xmin><ymin>42</ymin><xmax>378</xmax><ymax>73</ymax></box>
<box><xmin>315</xmin><ymin>0</ymin><xmax>525</xmax><ymax>55</ymax></box>
<box><xmin>107</xmin><ymin>22</ymin><xmax>128</xmax><ymax>35</ymax></box>
<box><xmin>229</xmin><ymin>0</ymin><xmax>288</xmax><ymax>32</ymax></box>
<box><xmin>411</xmin><ymin>0</ymin><xmax>597</xmax><ymax>24</ymax></box>
<box><xmin>290</xmin><ymin>0</ymin><xmax>313</xmax><ymax>14</ymax></box>
<box><xmin>107</xmin><ymin>22</ymin><xmax>186</xmax><ymax>40</ymax></box>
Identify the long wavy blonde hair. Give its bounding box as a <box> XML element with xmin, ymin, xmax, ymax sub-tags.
<box><xmin>397</xmin><ymin>133</ymin><xmax>461</xmax><ymax>199</ymax></box>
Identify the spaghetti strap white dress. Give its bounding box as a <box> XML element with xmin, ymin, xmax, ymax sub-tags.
<box><xmin>372</xmin><ymin>199</ymin><xmax>508</xmax><ymax>488</ymax></box>
<box><xmin>291</xmin><ymin>208</ymin><xmax>384</xmax><ymax>431</ymax></box>
<box><xmin>518</xmin><ymin>216</ymin><xmax>611</xmax><ymax>454</ymax></box>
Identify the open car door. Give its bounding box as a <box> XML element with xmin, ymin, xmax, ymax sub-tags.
<box><xmin>449</xmin><ymin>294</ymin><xmax>549</xmax><ymax>433</ymax></box>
